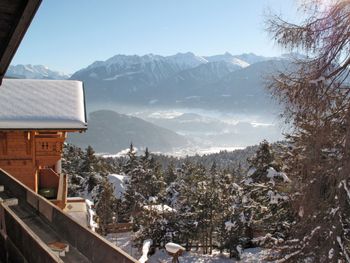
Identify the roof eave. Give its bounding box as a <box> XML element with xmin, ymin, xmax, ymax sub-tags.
<box><xmin>0</xmin><ymin>0</ymin><xmax>42</xmax><ymax>85</ymax></box>
<box><xmin>0</xmin><ymin>127</ymin><xmax>87</xmax><ymax>132</ymax></box>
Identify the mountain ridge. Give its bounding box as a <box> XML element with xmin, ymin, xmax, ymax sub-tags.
<box><xmin>8</xmin><ymin>52</ymin><xmax>289</xmax><ymax>112</ymax></box>
<box><xmin>6</xmin><ymin>64</ymin><xmax>70</xmax><ymax>80</ymax></box>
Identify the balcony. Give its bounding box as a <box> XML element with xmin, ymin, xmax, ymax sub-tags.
<box><xmin>0</xmin><ymin>168</ymin><xmax>137</xmax><ymax>263</ymax></box>
<box><xmin>38</xmin><ymin>168</ymin><xmax>67</xmax><ymax>209</ymax></box>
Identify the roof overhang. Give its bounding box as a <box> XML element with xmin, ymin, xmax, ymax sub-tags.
<box><xmin>0</xmin><ymin>0</ymin><xmax>42</xmax><ymax>85</ymax></box>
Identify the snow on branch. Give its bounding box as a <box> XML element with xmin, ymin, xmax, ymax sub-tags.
<box><xmin>337</xmin><ymin>236</ymin><xmax>350</xmax><ymax>263</ymax></box>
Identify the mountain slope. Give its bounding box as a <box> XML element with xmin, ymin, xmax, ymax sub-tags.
<box><xmin>68</xmin><ymin>110</ymin><xmax>189</xmax><ymax>153</ymax></box>
<box><xmin>205</xmin><ymin>59</ymin><xmax>288</xmax><ymax>111</ymax></box>
<box><xmin>6</xmin><ymin>64</ymin><xmax>70</xmax><ymax>79</ymax></box>
<box><xmin>152</xmin><ymin>60</ymin><xmax>240</xmax><ymax>99</ymax></box>
<box><xmin>71</xmin><ymin>52</ymin><xmax>207</xmax><ymax>84</ymax></box>
<box><xmin>148</xmin><ymin>59</ymin><xmax>286</xmax><ymax>112</ymax></box>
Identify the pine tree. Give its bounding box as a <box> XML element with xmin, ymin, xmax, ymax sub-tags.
<box><xmin>121</xmin><ymin>148</ymin><xmax>167</xmax><ymax>222</ymax></box>
<box><xmin>231</xmin><ymin>141</ymin><xmax>292</xmax><ymax>252</ymax></box>
<box><xmin>81</xmin><ymin>145</ymin><xmax>96</xmax><ymax>173</ymax></box>
<box><xmin>123</xmin><ymin>143</ymin><xmax>138</xmax><ymax>174</ymax></box>
<box><xmin>164</xmin><ymin>161</ymin><xmax>177</xmax><ymax>185</ymax></box>
<box><xmin>247</xmin><ymin>140</ymin><xmax>279</xmax><ymax>183</ymax></box>
<box><xmin>80</xmin><ymin>145</ymin><xmax>101</xmax><ymax>192</ymax></box>
<box><xmin>216</xmin><ymin>169</ymin><xmax>237</xmax><ymax>253</ymax></box>
<box><xmin>95</xmin><ymin>179</ymin><xmax>118</xmax><ymax>236</ymax></box>
<box><xmin>267</xmin><ymin>1</ymin><xmax>350</xmax><ymax>260</ymax></box>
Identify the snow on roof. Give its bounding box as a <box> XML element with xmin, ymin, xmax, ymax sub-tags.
<box><xmin>165</xmin><ymin>243</ymin><xmax>185</xmax><ymax>254</ymax></box>
<box><xmin>0</xmin><ymin>79</ymin><xmax>87</xmax><ymax>130</ymax></box>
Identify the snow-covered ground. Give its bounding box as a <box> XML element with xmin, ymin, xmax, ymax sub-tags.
<box><xmin>107</xmin><ymin>231</ymin><xmax>273</xmax><ymax>262</ymax></box>
<box><xmin>148</xmin><ymin>247</ymin><xmax>273</xmax><ymax>262</ymax></box>
<box><xmin>106</xmin><ymin>232</ymin><xmax>141</xmax><ymax>259</ymax></box>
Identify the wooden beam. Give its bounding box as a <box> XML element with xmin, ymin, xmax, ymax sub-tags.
<box><xmin>0</xmin><ymin>0</ymin><xmax>42</xmax><ymax>85</ymax></box>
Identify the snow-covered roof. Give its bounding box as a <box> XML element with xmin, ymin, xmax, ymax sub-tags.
<box><xmin>0</xmin><ymin>79</ymin><xmax>87</xmax><ymax>130</ymax></box>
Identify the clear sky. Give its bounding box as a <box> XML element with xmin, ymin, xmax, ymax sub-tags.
<box><xmin>12</xmin><ymin>0</ymin><xmax>299</xmax><ymax>73</ymax></box>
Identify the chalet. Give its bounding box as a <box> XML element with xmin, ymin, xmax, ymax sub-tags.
<box><xmin>0</xmin><ymin>79</ymin><xmax>87</xmax><ymax>208</ymax></box>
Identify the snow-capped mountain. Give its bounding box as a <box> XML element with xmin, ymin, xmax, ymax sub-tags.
<box><xmin>204</xmin><ymin>52</ymin><xmax>250</xmax><ymax>68</ymax></box>
<box><xmin>71</xmin><ymin>52</ymin><xmax>272</xmax><ymax>85</ymax></box>
<box><xmin>6</xmin><ymin>64</ymin><xmax>70</xmax><ymax>80</ymax></box>
<box><xmin>234</xmin><ymin>53</ymin><xmax>271</xmax><ymax>64</ymax></box>
<box><xmin>9</xmin><ymin>52</ymin><xmax>284</xmax><ymax>112</ymax></box>
<box><xmin>165</xmin><ymin>52</ymin><xmax>208</xmax><ymax>68</ymax></box>
<box><xmin>72</xmin><ymin>52</ymin><xmax>209</xmax><ymax>85</ymax></box>
<box><xmin>74</xmin><ymin>52</ymin><xmax>254</xmax><ymax>83</ymax></box>
<box><xmin>86</xmin><ymin>52</ymin><xmax>207</xmax><ymax>72</ymax></box>
<box><xmin>68</xmin><ymin>52</ymin><xmax>285</xmax><ymax>111</ymax></box>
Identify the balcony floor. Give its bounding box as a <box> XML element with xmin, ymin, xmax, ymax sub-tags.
<box><xmin>1</xmin><ymin>190</ymin><xmax>91</xmax><ymax>263</ymax></box>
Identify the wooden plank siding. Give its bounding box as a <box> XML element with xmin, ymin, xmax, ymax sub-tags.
<box><xmin>0</xmin><ymin>130</ymin><xmax>66</xmax><ymax>202</ymax></box>
<box><xmin>0</xmin><ymin>131</ymin><xmax>36</xmax><ymax>190</ymax></box>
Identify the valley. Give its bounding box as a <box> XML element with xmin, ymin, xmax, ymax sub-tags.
<box><xmin>7</xmin><ymin>52</ymin><xmax>287</xmax><ymax>156</ymax></box>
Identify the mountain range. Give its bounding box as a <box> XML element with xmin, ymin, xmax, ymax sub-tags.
<box><xmin>6</xmin><ymin>52</ymin><xmax>286</xmax><ymax>112</ymax></box>
<box><xmin>6</xmin><ymin>64</ymin><xmax>70</xmax><ymax>80</ymax></box>
<box><xmin>5</xmin><ymin>52</ymin><xmax>288</xmax><ymax>154</ymax></box>
<box><xmin>69</xmin><ymin>52</ymin><xmax>285</xmax><ymax>112</ymax></box>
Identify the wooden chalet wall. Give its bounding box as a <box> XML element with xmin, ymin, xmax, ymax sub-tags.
<box><xmin>0</xmin><ymin>131</ymin><xmax>65</xmax><ymax>193</ymax></box>
<box><xmin>0</xmin><ymin>131</ymin><xmax>36</xmax><ymax>190</ymax></box>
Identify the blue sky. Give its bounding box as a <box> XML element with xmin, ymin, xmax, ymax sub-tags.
<box><xmin>12</xmin><ymin>0</ymin><xmax>299</xmax><ymax>73</ymax></box>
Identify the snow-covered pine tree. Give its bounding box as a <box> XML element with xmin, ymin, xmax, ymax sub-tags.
<box><xmin>123</xmin><ymin>143</ymin><xmax>138</xmax><ymax>174</ymax></box>
<box><xmin>247</xmin><ymin>140</ymin><xmax>278</xmax><ymax>183</ymax></box>
<box><xmin>171</xmin><ymin>162</ymin><xmax>207</xmax><ymax>250</ymax></box>
<box><xmin>196</xmin><ymin>162</ymin><xmax>221</xmax><ymax>254</ymax></box>
<box><xmin>80</xmin><ymin>145</ymin><xmax>102</xmax><ymax>193</ymax></box>
<box><xmin>62</xmin><ymin>144</ymin><xmax>86</xmax><ymax>196</ymax></box>
<box><xmin>95</xmin><ymin>179</ymin><xmax>119</xmax><ymax>235</ymax></box>
<box><xmin>121</xmin><ymin>148</ymin><xmax>166</xmax><ymax>223</ymax></box>
<box><xmin>164</xmin><ymin>161</ymin><xmax>177</xmax><ymax>185</ymax></box>
<box><xmin>235</xmin><ymin>141</ymin><xmax>293</xmax><ymax>250</ymax></box>
<box><xmin>81</xmin><ymin>145</ymin><xmax>96</xmax><ymax>173</ymax></box>
<box><xmin>215</xmin><ymin>169</ymin><xmax>242</xmax><ymax>257</ymax></box>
